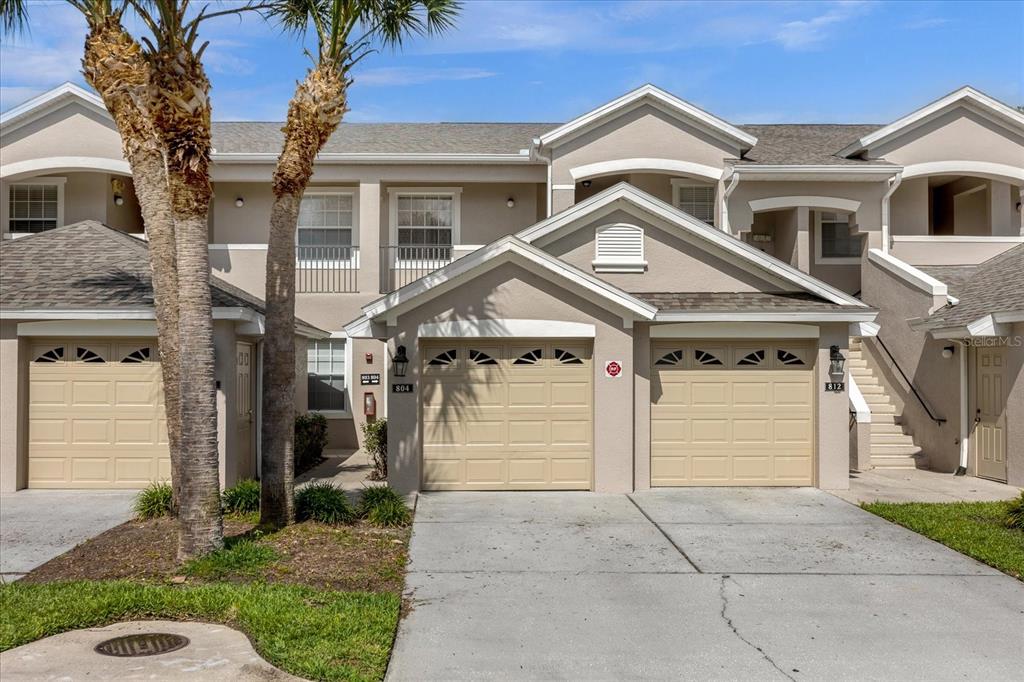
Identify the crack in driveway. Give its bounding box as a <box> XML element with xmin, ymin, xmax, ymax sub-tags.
<box><xmin>718</xmin><ymin>575</ymin><xmax>796</xmax><ymax>681</ymax></box>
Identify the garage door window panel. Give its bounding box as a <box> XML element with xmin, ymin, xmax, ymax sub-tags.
<box><xmin>76</xmin><ymin>346</ymin><xmax>107</xmax><ymax>363</ymax></box>
<box><xmin>120</xmin><ymin>346</ymin><xmax>153</xmax><ymax>363</ymax></box>
<box><xmin>34</xmin><ymin>346</ymin><xmax>65</xmax><ymax>363</ymax></box>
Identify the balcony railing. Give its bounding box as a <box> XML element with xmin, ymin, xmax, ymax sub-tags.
<box><xmin>380</xmin><ymin>245</ymin><xmax>453</xmax><ymax>293</ymax></box>
<box><xmin>296</xmin><ymin>245</ymin><xmax>359</xmax><ymax>293</ymax></box>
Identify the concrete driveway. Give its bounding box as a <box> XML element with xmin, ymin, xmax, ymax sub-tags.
<box><xmin>388</xmin><ymin>489</ymin><xmax>1024</xmax><ymax>681</ymax></box>
<box><xmin>0</xmin><ymin>490</ymin><xmax>135</xmax><ymax>582</ymax></box>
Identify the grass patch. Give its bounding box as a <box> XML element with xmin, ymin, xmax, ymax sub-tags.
<box><xmin>183</xmin><ymin>538</ymin><xmax>278</xmax><ymax>581</ymax></box>
<box><xmin>863</xmin><ymin>499</ymin><xmax>1024</xmax><ymax>580</ymax></box>
<box><xmin>0</xmin><ymin>581</ymin><xmax>399</xmax><ymax>681</ymax></box>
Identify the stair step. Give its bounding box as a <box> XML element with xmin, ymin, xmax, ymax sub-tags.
<box><xmin>871</xmin><ymin>433</ymin><xmax>917</xmax><ymax>445</ymax></box>
<box><xmin>871</xmin><ymin>443</ymin><xmax>923</xmax><ymax>456</ymax></box>
<box><xmin>870</xmin><ymin>422</ymin><xmax>907</xmax><ymax>435</ymax></box>
<box><xmin>866</xmin><ymin>403</ymin><xmax>897</xmax><ymax>414</ymax></box>
<box><xmin>862</xmin><ymin>395</ymin><xmax>894</xmax><ymax>406</ymax></box>
<box><xmin>847</xmin><ymin>359</ymin><xmax>868</xmax><ymax>368</ymax></box>
<box><xmin>858</xmin><ymin>384</ymin><xmax>885</xmax><ymax>394</ymax></box>
<box><xmin>871</xmin><ymin>414</ymin><xmax>902</xmax><ymax>425</ymax></box>
<box><xmin>871</xmin><ymin>455</ymin><xmax>919</xmax><ymax>470</ymax></box>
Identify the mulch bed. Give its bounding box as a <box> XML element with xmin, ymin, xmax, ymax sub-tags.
<box><xmin>22</xmin><ymin>515</ymin><xmax>410</xmax><ymax>594</ymax></box>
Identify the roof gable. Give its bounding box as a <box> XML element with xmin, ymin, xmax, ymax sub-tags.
<box><xmin>0</xmin><ymin>83</ymin><xmax>110</xmax><ymax>136</ymax></box>
<box><xmin>840</xmin><ymin>86</ymin><xmax>1024</xmax><ymax>158</ymax></box>
<box><xmin>536</xmin><ymin>84</ymin><xmax>757</xmax><ymax>153</ymax></box>
<box><xmin>517</xmin><ymin>183</ymin><xmax>865</xmax><ymax>308</ymax></box>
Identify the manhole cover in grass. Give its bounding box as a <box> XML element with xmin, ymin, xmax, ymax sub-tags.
<box><xmin>95</xmin><ymin>633</ymin><xmax>190</xmax><ymax>657</ymax></box>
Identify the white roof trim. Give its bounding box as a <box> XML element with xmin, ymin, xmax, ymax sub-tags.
<box><xmin>867</xmin><ymin>248</ymin><xmax>948</xmax><ymax>297</ymax></box>
<box><xmin>730</xmin><ymin>165</ymin><xmax>900</xmax><ymax>181</ymax></box>
<box><xmin>749</xmin><ymin>195</ymin><xmax>861</xmax><ymax>214</ymax></box>
<box><xmin>900</xmin><ymin>160</ymin><xmax>1024</xmax><ymax>183</ymax></box>
<box><xmin>1</xmin><ymin>156</ymin><xmax>131</xmax><ymax>180</ymax></box>
<box><xmin>653</xmin><ymin>311</ymin><xmax>878</xmax><ymax>323</ymax></box>
<box><xmin>536</xmin><ymin>84</ymin><xmax>756</xmax><ymax>151</ymax></box>
<box><xmin>570</xmin><ymin>158</ymin><xmax>723</xmax><ymax>182</ymax></box>
<box><xmin>418</xmin><ymin>319</ymin><xmax>596</xmax><ymax>338</ymax></box>
<box><xmin>361</xmin><ymin>236</ymin><xmax>657</xmax><ymax>322</ymax></box>
<box><xmin>517</xmin><ymin>182</ymin><xmax>866</xmax><ymax>308</ymax></box>
<box><xmin>210</xmin><ymin>152</ymin><xmax>535</xmax><ymax>165</ymax></box>
<box><xmin>839</xmin><ymin>86</ymin><xmax>1024</xmax><ymax>157</ymax></box>
<box><xmin>0</xmin><ymin>82</ymin><xmax>110</xmax><ymax>135</ymax></box>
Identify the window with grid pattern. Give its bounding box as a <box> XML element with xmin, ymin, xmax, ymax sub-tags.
<box><xmin>297</xmin><ymin>193</ymin><xmax>354</xmax><ymax>259</ymax></box>
<box><xmin>819</xmin><ymin>212</ymin><xmax>860</xmax><ymax>259</ymax></box>
<box><xmin>307</xmin><ymin>339</ymin><xmax>346</xmax><ymax>411</ymax></box>
<box><xmin>675</xmin><ymin>184</ymin><xmax>715</xmax><ymax>225</ymax></box>
<box><xmin>396</xmin><ymin>194</ymin><xmax>454</xmax><ymax>247</ymax></box>
<box><xmin>8</xmin><ymin>183</ymin><xmax>60</xmax><ymax>233</ymax></box>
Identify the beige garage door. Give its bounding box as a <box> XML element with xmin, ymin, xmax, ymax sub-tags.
<box><xmin>651</xmin><ymin>341</ymin><xmax>815</xmax><ymax>486</ymax></box>
<box><xmin>421</xmin><ymin>340</ymin><xmax>593</xmax><ymax>490</ymax></box>
<box><xmin>28</xmin><ymin>339</ymin><xmax>170</xmax><ymax>489</ymax></box>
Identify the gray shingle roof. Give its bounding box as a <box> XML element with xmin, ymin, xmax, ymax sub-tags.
<box><xmin>634</xmin><ymin>291</ymin><xmax>860</xmax><ymax>312</ymax></box>
<box><xmin>209</xmin><ymin>121</ymin><xmax>885</xmax><ymax>165</ymax></box>
<box><xmin>919</xmin><ymin>245</ymin><xmax>1024</xmax><ymax>331</ymax></box>
<box><xmin>918</xmin><ymin>264</ymin><xmax>980</xmax><ymax>297</ymax></box>
<box><xmin>0</xmin><ymin>221</ymin><xmax>266</xmax><ymax>313</ymax></box>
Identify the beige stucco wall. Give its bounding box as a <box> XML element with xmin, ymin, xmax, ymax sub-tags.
<box><xmin>385</xmin><ymin>259</ymin><xmax>634</xmax><ymax>494</ymax></box>
<box><xmin>870</xmin><ymin>107</ymin><xmax>1024</xmax><ymax>167</ymax></box>
<box><xmin>1001</xmin><ymin>326</ymin><xmax>1024</xmax><ymax>487</ymax></box>
<box><xmin>0</xmin><ymin>321</ymin><xmax>27</xmax><ymax>492</ymax></box>
<box><xmin>890</xmin><ymin>177</ymin><xmax>930</xmax><ymax>236</ymax></box>
<box><xmin>0</xmin><ymin>103</ymin><xmax>125</xmax><ymax>165</ymax></box>
<box><xmin>728</xmin><ymin>180</ymin><xmax>889</xmax><ymax>237</ymax></box>
<box><xmin>542</xmin><ymin>208</ymin><xmax>787</xmax><ymax>293</ymax></box>
<box><xmin>816</xmin><ymin>323</ymin><xmax>851</xmax><ymax>489</ymax></box>
<box><xmin>1</xmin><ymin>172</ymin><xmax>143</xmax><ymax>238</ymax></box>
<box><xmin>889</xmin><ymin>239</ymin><xmax>1022</xmax><ymax>266</ymax></box>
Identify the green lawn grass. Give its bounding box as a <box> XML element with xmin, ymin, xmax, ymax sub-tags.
<box><xmin>863</xmin><ymin>500</ymin><xmax>1024</xmax><ymax>580</ymax></box>
<box><xmin>0</xmin><ymin>581</ymin><xmax>400</xmax><ymax>682</ymax></box>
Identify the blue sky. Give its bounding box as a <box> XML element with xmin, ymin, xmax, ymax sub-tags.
<box><xmin>2</xmin><ymin>1</ymin><xmax>1022</xmax><ymax>124</ymax></box>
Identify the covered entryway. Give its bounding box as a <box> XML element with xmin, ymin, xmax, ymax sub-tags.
<box><xmin>421</xmin><ymin>340</ymin><xmax>593</xmax><ymax>490</ymax></box>
<box><xmin>650</xmin><ymin>341</ymin><xmax>815</xmax><ymax>486</ymax></box>
<box><xmin>27</xmin><ymin>339</ymin><xmax>169</xmax><ymax>488</ymax></box>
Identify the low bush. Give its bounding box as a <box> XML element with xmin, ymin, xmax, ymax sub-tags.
<box><xmin>294</xmin><ymin>413</ymin><xmax>328</xmax><ymax>473</ymax></box>
<box><xmin>222</xmin><ymin>479</ymin><xmax>260</xmax><ymax>515</ymax></box>
<box><xmin>134</xmin><ymin>482</ymin><xmax>173</xmax><ymax>520</ymax></box>
<box><xmin>357</xmin><ymin>485</ymin><xmax>404</xmax><ymax>517</ymax></box>
<box><xmin>1006</xmin><ymin>493</ymin><xmax>1024</xmax><ymax>530</ymax></box>
<box><xmin>295</xmin><ymin>482</ymin><xmax>356</xmax><ymax>525</ymax></box>
<box><xmin>361</xmin><ymin>418</ymin><xmax>387</xmax><ymax>480</ymax></box>
<box><xmin>366</xmin><ymin>497</ymin><xmax>412</xmax><ymax>528</ymax></box>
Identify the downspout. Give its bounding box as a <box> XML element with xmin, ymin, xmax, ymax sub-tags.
<box><xmin>880</xmin><ymin>172</ymin><xmax>902</xmax><ymax>254</ymax></box>
<box><xmin>956</xmin><ymin>339</ymin><xmax>969</xmax><ymax>476</ymax></box>
<box><xmin>720</xmin><ymin>169</ymin><xmax>741</xmax><ymax>234</ymax></box>
<box><xmin>530</xmin><ymin>138</ymin><xmax>553</xmax><ymax>218</ymax></box>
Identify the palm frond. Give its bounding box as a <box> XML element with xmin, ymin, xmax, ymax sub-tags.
<box><xmin>0</xmin><ymin>0</ymin><xmax>30</xmax><ymax>35</ymax></box>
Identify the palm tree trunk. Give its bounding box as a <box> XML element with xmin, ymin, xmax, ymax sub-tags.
<box><xmin>81</xmin><ymin>18</ymin><xmax>184</xmax><ymax>511</ymax></box>
<box><xmin>261</xmin><ymin>64</ymin><xmax>348</xmax><ymax>528</ymax></box>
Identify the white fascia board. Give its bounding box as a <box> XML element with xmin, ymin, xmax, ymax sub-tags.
<box><xmin>362</xmin><ymin>237</ymin><xmax>656</xmax><ymax>322</ymax></box>
<box><xmin>0</xmin><ymin>308</ymin><xmax>156</xmax><ymax>320</ymax></box>
<box><xmin>900</xmin><ymin>161</ymin><xmax>1024</xmax><ymax>183</ymax></box>
<box><xmin>731</xmin><ymin>165</ymin><xmax>901</xmax><ymax>181</ymax></box>
<box><xmin>418</xmin><ymin>320</ymin><xmax>597</xmax><ymax>339</ymax></box>
<box><xmin>519</xmin><ymin>182</ymin><xmax>865</xmax><ymax>307</ymax></box>
<box><xmin>653</xmin><ymin>311</ymin><xmax>878</xmax><ymax>323</ymax></box>
<box><xmin>0</xmin><ymin>83</ymin><xmax>109</xmax><ymax>134</ymax></box>
<box><xmin>850</xmin><ymin>321</ymin><xmax>881</xmax><ymax>338</ymax></box>
<box><xmin>839</xmin><ymin>86</ymin><xmax>1024</xmax><ymax>157</ymax></box>
<box><xmin>537</xmin><ymin>84</ymin><xmax>756</xmax><ymax>151</ymax></box>
<box><xmin>867</xmin><ymin>248</ymin><xmax>948</xmax><ymax>296</ymax></box>
<box><xmin>966</xmin><ymin>315</ymin><xmax>1011</xmax><ymax>338</ymax></box>
<box><xmin>994</xmin><ymin>311</ymin><xmax>1024</xmax><ymax>323</ymax></box>
<box><xmin>891</xmin><ymin>234</ymin><xmax>1024</xmax><ymax>243</ymax></box>
<box><xmin>211</xmin><ymin>152</ymin><xmax>536</xmax><ymax>165</ymax></box>
<box><xmin>344</xmin><ymin>315</ymin><xmax>387</xmax><ymax>339</ymax></box>
<box><xmin>1</xmin><ymin>156</ymin><xmax>132</xmax><ymax>180</ymax></box>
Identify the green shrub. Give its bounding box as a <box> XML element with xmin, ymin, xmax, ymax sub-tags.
<box><xmin>134</xmin><ymin>481</ymin><xmax>173</xmax><ymax>520</ymax></box>
<box><xmin>296</xmin><ymin>482</ymin><xmax>356</xmax><ymax>525</ymax></box>
<box><xmin>357</xmin><ymin>485</ymin><xmax>405</xmax><ymax>517</ymax></box>
<box><xmin>295</xmin><ymin>413</ymin><xmax>328</xmax><ymax>473</ymax></box>
<box><xmin>1006</xmin><ymin>493</ymin><xmax>1024</xmax><ymax>530</ymax></box>
<box><xmin>361</xmin><ymin>418</ymin><xmax>387</xmax><ymax>480</ymax></box>
<box><xmin>366</xmin><ymin>497</ymin><xmax>412</xmax><ymax>528</ymax></box>
<box><xmin>222</xmin><ymin>479</ymin><xmax>260</xmax><ymax>515</ymax></box>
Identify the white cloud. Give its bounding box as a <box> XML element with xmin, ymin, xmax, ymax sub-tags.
<box><xmin>773</xmin><ymin>2</ymin><xmax>871</xmax><ymax>50</ymax></box>
<box><xmin>354</xmin><ymin>67</ymin><xmax>496</xmax><ymax>86</ymax></box>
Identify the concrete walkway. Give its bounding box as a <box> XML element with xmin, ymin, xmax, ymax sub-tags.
<box><xmin>389</xmin><ymin>489</ymin><xmax>1024</xmax><ymax>681</ymax></box>
<box><xmin>0</xmin><ymin>620</ymin><xmax>299</xmax><ymax>680</ymax></box>
<box><xmin>0</xmin><ymin>489</ymin><xmax>135</xmax><ymax>582</ymax></box>
<box><xmin>831</xmin><ymin>468</ymin><xmax>1022</xmax><ymax>505</ymax></box>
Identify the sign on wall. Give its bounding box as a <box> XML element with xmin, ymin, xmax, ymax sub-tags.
<box><xmin>360</xmin><ymin>373</ymin><xmax>381</xmax><ymax>386</ymax></box>
<box><xmin>392</xmin><ymin>383</ymin><xmax>414</xmax><ymax>393</ymax></box>
<box><xmin>604</xmin><ymin>360</ymin><xmax>623</xmax><ymax>378</ymax></box>
<box><xmin>825</xmin><ymin>382</ymin><xmax>845</xmax><ymax>393</ymax></box>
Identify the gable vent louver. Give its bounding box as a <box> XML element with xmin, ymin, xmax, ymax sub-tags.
<box><xmin>593</xmin><ymin>223</ymin><xmax>646</xmax><ymax>273</ymax></box>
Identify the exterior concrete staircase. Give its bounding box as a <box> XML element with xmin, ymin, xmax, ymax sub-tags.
<box><xmin>848</xmin><ymin>338</ymin><xmax>923</xmax><ymax>469</ymax></box>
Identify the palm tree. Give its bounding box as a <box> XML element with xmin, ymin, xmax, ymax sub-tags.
<box><xmin>258</xmin><ymin>0</ymin><xmax>459</xmax><ymax>527</ymax></box>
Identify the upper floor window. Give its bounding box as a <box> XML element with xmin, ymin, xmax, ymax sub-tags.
<box><xmin>816</xmin><ymin>211</ymin><xmax>861</xmax><ymax>264</ymax></box>
<box><xmin>8</xmin><ymin>179</ymin><xmax>64</xmax><ymax>233</ymax></box>
<box><xmin>307</xmin><ymin>338</ymin><xmax>346</xmax><ymax>412</ymax></box>
<box><xmin>297</xmin><ymin>191</ymin><xmax>355</xmax><ymax>260</ymax></box>
<box><xmin>389</xmin><ymin>188</ymin><xmax>462</xmax><ymax>257</ymax></box>
<box><xmin>671</xmin><ymin>180</ymin><xmax>715</xmax><ymax>226</ymax></box>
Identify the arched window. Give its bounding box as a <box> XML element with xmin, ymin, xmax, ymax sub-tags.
<box><xmin>593</xmin><ymin>223</ymin><xmax>646</xmax><ymax>273</ymax></box>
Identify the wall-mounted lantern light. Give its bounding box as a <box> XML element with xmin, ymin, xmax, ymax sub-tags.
<box><xmin>506</xmin><ymin>197</ymin><xmax>515</xmax><ymax>208</ymax></box>
<box><xmin>111</xmin><ymin>178</ymin><xmax>125</xmax><ymax>206</ymax></box>
<box><xmin>828</xmin><ymin>345</ymin><xmax>846</xmax><ymax>376</ymax></box>
<box><xmin>942</xmin><ymin>345</ymin><xmax>955</xmax><ymax>359</ymax></box>
<box><xmin>392</xmin><ymin>345</ymin><xmax>409</xmax><ymax>378</ymax></box>
<box><xmin>235</xmin><ymin>197</ymin><xmax>245</xmax><ymax>208</ymax></box>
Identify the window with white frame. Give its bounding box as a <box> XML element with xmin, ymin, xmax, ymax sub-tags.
<box><xmin>307</xmin><ymin>339</ymin><xmax>346</xmax><ymax>412</ymax></box>
<box><xmin>8</xmin><ymin>180</ymin><xmax>64</xmax><ymax>233</ymax></box>
<box><xmin>297</xmin><ymin>192</ymin><xmax>355</xmax><ymax>261</ymax></box>
<box><xmin>391</xmin><ymin>189</ymin><xmax>460</xmax><ymax>261</ymax></box>
<box><xmin>816</xmin><ymin>211</ymin><xmax>861</xmax><ymax>262</ymax></box>
<box><xmin>672</xmin><ymin>181</ymin><xmax>715</xmax><ymax>226</ymax></box>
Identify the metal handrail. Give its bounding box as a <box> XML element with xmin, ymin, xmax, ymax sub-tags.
<box><xmin>295</xmin><ymin>245</ymin><xmax>359</xmax><ymax>293</ymax></box>
<box><xmin>379</xmin><ymin>245</ymin><xmax>453</xmax><ymax>293</ymax></box>
<box><xmin>869</xmin><ymin>336</ymin><xmax>947</xmax><ymax>424</ymax></box>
